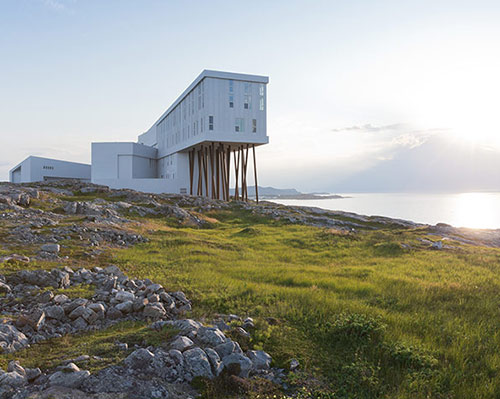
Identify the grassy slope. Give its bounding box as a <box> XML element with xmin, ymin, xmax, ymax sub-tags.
<box><xmin>112</xmin><ymin>207</ymin><xmax>500</xmax><ymax>399</ymax></box>
<box><xmin>2</xmin><ymin>200</ymin><xmax>500</xmax><ymax>398</ymax></box>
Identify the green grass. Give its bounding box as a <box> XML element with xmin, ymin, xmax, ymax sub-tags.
<box><xmin>2</xmin><ymin>203</ymin><xmax>500</xmax><ymax>398</ymax></box>
<box><xmin>108</xmin><ymin>207</ymin><xmax>500</xmax><ymax>399</ymax></box>
<box><xmin>0</xmin><ymin>321</ymin><xmax>177</xmax><ymax>372</ymax></box>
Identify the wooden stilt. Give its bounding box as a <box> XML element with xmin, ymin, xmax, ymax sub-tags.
<box><xmin>203</xmin><ymin>146</ymin><xmax>209</xmax><ymax>197</ymax></box>
<box><xmin>210</xmin><ymin>144</ymin><xmax>216</xmax><ymax>199</ymax></box>
<box><xmin>197</xmin><ymin>149</ymin><xmax>202</xmax><ymax>196</ymax></box>
<box><xmin>226</xmin><ymin>146</ymin><xmax>231</xmax><ymax>200</ymax></box>
<box><xmin>253</xmin><ymin>144</ymin><xmax>258</xmax><ymax>203</ymax></box>
<box><xmin>220</xmin><ymin>144</ymin><xmax>227</xmax><ymax>201</ymax></box>
<box><xmin>189</xmin><ymin>150</ymin><xmax>194</xmax><ymax>195</ymax></box>
<box><xmin>234</xmin><ymin>147</ymin><xmax>240</xmax><ymax>201</ymax></box>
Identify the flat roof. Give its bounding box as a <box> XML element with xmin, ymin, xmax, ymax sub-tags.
<box><xmin>146</xmin><ymin>69</ymin><xmax>269</xmax><ymax>133</ymax></box>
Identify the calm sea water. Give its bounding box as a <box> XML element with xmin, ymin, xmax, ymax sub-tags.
<box><xmin>271</xmin><ymin>192</ymin><xmax>500</xmax><ymax>229</ymax></box>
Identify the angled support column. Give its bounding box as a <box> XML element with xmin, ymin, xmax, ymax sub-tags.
<box><xmin>253</xmin><ymin>144</ymin><xmax>259</xmax><ymax>203</ymax></box>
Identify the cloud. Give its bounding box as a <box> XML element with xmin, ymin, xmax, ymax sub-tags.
<box><xmin>40</xmin><ymin>0</ymin><xmax>76</xmax><ymax>12</ymax></box>
<box><xmin>331</xmin><ymin>123</ymin><xmax>406</xmax><ymax>133</ymax></box>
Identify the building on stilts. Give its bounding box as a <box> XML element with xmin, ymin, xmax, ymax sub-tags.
<box><xmin>91</xmin><ymin>70</ymin><xmax>269</xmax><ymax>201</ymax></box>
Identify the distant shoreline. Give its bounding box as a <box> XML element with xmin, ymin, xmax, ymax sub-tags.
<box><xmin>257</xmin><ymin>193</ymin><xmax>346</xmax><ymax>200</ymax></box>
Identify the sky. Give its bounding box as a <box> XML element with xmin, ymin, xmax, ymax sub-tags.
<box><xmin>1</xmin><ymin>0</ymin><xmax>500</xmax><ymax>192</ymax></box>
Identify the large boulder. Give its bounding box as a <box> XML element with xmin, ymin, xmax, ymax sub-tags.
<box><xmin>183</xmin><ymin>347</ymin><xmax>213</xmax><ymax>380</ymax></box>
<box><xmin>0</xmin><ymin>324</ymin><xmax>29</xmax><ymax>353</ymax></box>
<box><xmin>197</xmin><ymin>326</ymin><xmax>227</xmax><ymax>347</ymax></box>
<box><xmin>222</xmin><ymin>353</ymin><xmax>253</xmax><ymax>378</ymax></box>
<box><xmin>0</xmin><ymin>370</ymin><xmax>26</xmax><ymax>388</ymax></box>
<box><xmin>48</xmin><ymin>370</ymin><xmax>90</xmax><ymax>389</ymax></box>
<box><xmin>45</xmin><ymin>305</ymin><xmax>65</xmax><ymax>321</ymax></box>
<box><xmin>247</xmin><ymin>350</ymin><xmax>272</xmax><ymax>370</ymax></box>
<box><xmin>170</xmin><ymin>336</ymin><xmax>194</xmax><ymax>352</ymax></box>
<box><xmin>124</xmin><ymin>348</ymin><xmax>155</xmax><ymax>370</ymax></box>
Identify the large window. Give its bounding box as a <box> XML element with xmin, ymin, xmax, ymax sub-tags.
<box><xmin>259</xmin><ymin>97</ymin><xmax>264</xmax><ymax>111</ymax></box>
<box><xmin>229</xmin><ymin>95</ymin><xmax>234</xmax><ymax>108</ymax></box>
<box><xmin>229</xmin><ymin>80</ymin><xmax>234</xmax><ymax>93</ymax></box>
<box><xmin>235</xmin><ymin>118</ymin><xmax>245</xmax><ymax>133</ymax></box>
<box><xmin>252</xmin><ymin>119</ymin><xmax>257</xmax><ymax>133</ymax></box>
<box><xmin>209</xmin><ymin>115</ymin><xmax>214</xmax><ymax>131</ymax></box>
<box><xmin>244</xmin><ymin>95</ymin><xmax>251</xmax><ymax>110</ymax></box>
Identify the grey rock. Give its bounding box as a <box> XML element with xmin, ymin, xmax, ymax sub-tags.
<box><xmin>48</xmin><ymin>370</ymin><xmax>90</xmax><ymax>388</ymax></box>
<box><xmin>41</xmin><ymin>243</ymin><xmax>60</xmax><ymax>253</ymax></box>
<box><xmin>53</xmin><ymin>294</ymin><xmax>69</xmax><ymax>304</ymax></box>
<box><xmin>214</xmin><ymin>340</ymin><xmax>242</xmax><ymax>359</ymax></box>
<box><xmin>0</xmin><ymin>324</ymin><xmax>29</xmax><ymax>353</ymax></box>
<box><xmin>197</xmin><ymin>326</ymin><xmax>227</xmax><ymax>346</ymax></box>
<box><xmin>222</xmin><ymin>353</ymin><xmax>253</xmax><ymax>378</ymax></box>
<box><xmin>290</xmin><ymin>358</ymin><xmax>300</xmax><ymax>371</ymax></box>
<box><xmin>106</xmin><ymin>307</ymin><xmax>123</xmax><ymax>320</ymax></box>
<box><xmin>124</xmin><ymin>348</ymin><xmax>155</xmax><ymax>370</ymax></box>
<box><xmin>247</xmin><ymin>350</ymin><xmax>272</xmax><ymax>370</ymax></box>
<box><xmin>16</xmin><ymin>309</ymin><xmax>46</xmax><ymax>331</ymax></box>
<box><xmin>183</xmin><ymin>347</ymin><xmax>213</xmax><ymax>380</ymax></box>
<box><xmin>143</xmin><ymin>303</ymin><xmax>166</xmax><ymax>319</ymax></box>
<box><xmin>0</xmin><ymin>370</ymin><xmax>26</xmax><ymax>388</ymax></box>
<box><xmin>72</xmin><ymin>317</ymin><xmax>88</xmax><ymax>330</ymax></box>
<box><xmin>205</xmin><ymin>348</ymin><xmax>223</xmax><ymax>376</ymax></box>
<box><xmin>68</xmin><ymin>305</ymin><xmax>87</xmax><ymax>320</ymax></box>
<box><xmin>170</xmin><ymin>336</ymin><xmax>194</xmax><ymax>352</ymax></box>
<box><xmin>25</xmin><ymin>367</ymin><xmax>42</xmax><ymax>382</ymax></box>
<box><xmin>7</xmin><ymin>360</ymin><xmax>25</xmax><ymax>376</ymax></box>
<box><xmin>115</xmin><ymin>300</ymin><xmax>133</xmax><ymax>314</ymax></box>
<box><xmin>45</xmin><ymin>305</ymin><xmax>65</xmax><ymax>320</ymax></box>
<box><xmin>0</xmin><ymin>281</ymin><xmax>11</xmax><ymax>294</ymax></box>
<box><xmin>115</xmin><ymin>291</ymin><xmax>135</xmax><ymax>302</ymax></box>
<box><xmin>173</xmin><ymin>319</ymin><xmax>202</xmax><ymax>333</ymax></box>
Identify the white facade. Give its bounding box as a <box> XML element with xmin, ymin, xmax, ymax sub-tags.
<box><xmin>92</xmin><ymin>70</ymin><xmax>269</xmax><ymax>198</ymax></box>
<box><xmin>9</xmin><ymin>70</ymin><xmax>269</xmax><ymax>199</ymax></box>
<box><xmin>9</xmin><ymin>156</ymin><xmax>91</xmax><ymax>183</ymax></box>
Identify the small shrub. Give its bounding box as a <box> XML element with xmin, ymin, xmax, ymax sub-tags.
<box><xmin>327</xmin><ymin>313</ymin><xmax>386</xmax><ymax>343</ymax></box>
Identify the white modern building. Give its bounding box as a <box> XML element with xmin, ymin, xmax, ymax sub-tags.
<box><xmin>9</xmin><ymin>156</ymin><xmax>91</xmax><ymax>183</ymax></box>
<box><xmin>92</xmin><ymin>70</ymin><xmax>269</xmax><ymax>200</ymax></box>
<box><xmin>10</xmin><ymin>70</ymin><xmax>269</xmax><ymax>201</ymax></box>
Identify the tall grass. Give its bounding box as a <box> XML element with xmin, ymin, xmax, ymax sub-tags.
<box><xmin>109</xmin><ymin>209</ymin><xmax>500</xmax><ymax>398</ymax></box>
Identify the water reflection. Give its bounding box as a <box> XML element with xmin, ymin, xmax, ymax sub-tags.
<box><xmin>272</xmin><ymin>192</ymin><xmax>500</xmax><ymax>229</ymax></box>
<box><xmin>451</xmin><ymin>193</ymin><xmax>500</xmax><ymax>229</ymax></box>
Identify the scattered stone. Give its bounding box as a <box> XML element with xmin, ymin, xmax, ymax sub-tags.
<box><xmin>124</xmin><ymin>348</ymin><xmax>155</xmax><ymax>370</ymax></box>
<box><xmin>222</xmin><ymin>353</ymin><xmax>253</xmax><ymax>378</ymax></box>
<box><xmin>41</xmin><ymin>243</ymin><xmax>60</xmax><ymax>254</ymax></box>
<box><xmin>290</xmin><ymin>358</ymin><xmax>300</xmax><ymax>371</ymax></box>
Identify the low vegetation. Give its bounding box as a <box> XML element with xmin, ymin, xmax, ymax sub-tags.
<box><xmin>2</xmin><ymin>186</ymin><xmax>500</xmax><ymax>398</ymax></box>
<box><xmin>110</xmin><ymin>207</ymin><xmax>500</xmax><ymax>399</ymax></box>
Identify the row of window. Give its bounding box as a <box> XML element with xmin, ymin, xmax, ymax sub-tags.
<box><xmin>228</xmin><ymin>81</ymin><xmax>265</xmax><ymax>111</ymax></box>
<box><xmin>42</xmin><ymin>166</ymin><xmax>54</xmax><ymax>170</ymax></box>
<box><xmin>235</xmin><ymin>118</ymin><xmax>257</xmax><ymax>133</ymax></box>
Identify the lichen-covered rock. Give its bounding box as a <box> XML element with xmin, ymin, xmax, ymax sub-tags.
<box><xmin>183</xmin><ymin>347</ymin><xmax>213</xmax><ymax>380</ymax></box>
<box><xmin>170</xmin><ymin>336</ymin><xmax>194</xmax><ymax>352</ymax></box>
<box><xmin>247</xmin><ymin>350</ymin><xmax>272</xmax><ymax>370</ymax></box>
<box><xmin>197</xmin><ymin>326</ymin><xmax>227</xmax><ymax>347</ymax></box>
<box><xmin>222</xmin><ymin>353</ymin><xmax>253</xmax><ymax>378</ymax></box>
<box><xmin>124</xmin><ymin>348</ymin><xmax>155</xmax><ymax>370</ymax></box>
<box><xmin>0</xmin><ymin>323</ymin><xmax>29</xmax><ymax>353</ymax></box>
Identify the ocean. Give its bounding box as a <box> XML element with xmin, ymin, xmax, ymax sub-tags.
<box><xmin>270</xmin><ymin>192</ymin><xmax>500</xmax><ymax>229</ymax></box>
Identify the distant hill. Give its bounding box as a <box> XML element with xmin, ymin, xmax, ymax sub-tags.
<box><xmin>333</xmin><ymin>135</ymin><xmax>500</xmax><ymax>192</ymax></box>
<box><xmin>231</xmin><ymin>186</ymin><xmax>343</xmax><ymax>200</ymax></box>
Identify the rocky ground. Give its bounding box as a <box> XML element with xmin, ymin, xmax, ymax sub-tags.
<box><xmin>1</xmin><ymin>180</ymin><xmax>499</xmax><ymax>399</ymax></box>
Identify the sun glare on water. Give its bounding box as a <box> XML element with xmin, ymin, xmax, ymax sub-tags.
<box><xmin>451</xmin><ymin>193</ymin><xmax>500</xmax><ymax>229</ymax></box>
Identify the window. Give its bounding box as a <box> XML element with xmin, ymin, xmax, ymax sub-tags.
<box><xmin>235</xmin><ymin>118</ymin><xmax>245</xmax><ymax>133</ymax></box>
<box><xmin>244</xmin><ymin>82</ymin><xmax>250</xmax><ymax>94</ymax></box>
<box><xmin>201</xmin><ymin>117</ymin><xmax>204</xmax><ymax>132</ymax></box>
<box><xmin>229</xmin><ymin>80</ymin><xmax>234</xmax><ymax>93</ymax></box>
<box><xmin>244</xmin><ymin>95</ymin><xmax>251</xmax><ymax>110</ymax></box>
<box><xmin>43</xmin><ymin>166</ymin><xmax>54</xmax><ymax>170</ymax></box>
<box><xmin>259</xmin><ymin>84</ymin><xmax>264</xmax><ymax>96</ymax></box>
<box><xmin>252</xmin><ymin>119</ymin><xmax>257</xmax><ymax>133</ymax></box>
<box><xmin>209</xmin><ymin>115</ymin><xmax>214</xmax><ymax>131</ymax></box>
<box><xmin>259</xmin><ymin>97</ymin><xmax>264</xmax><ymax>111</ymax></box>
<box><xmin>229</xmin><ymin>95</ymin><xmax>234</xmax><ymax>108</ymax></box>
